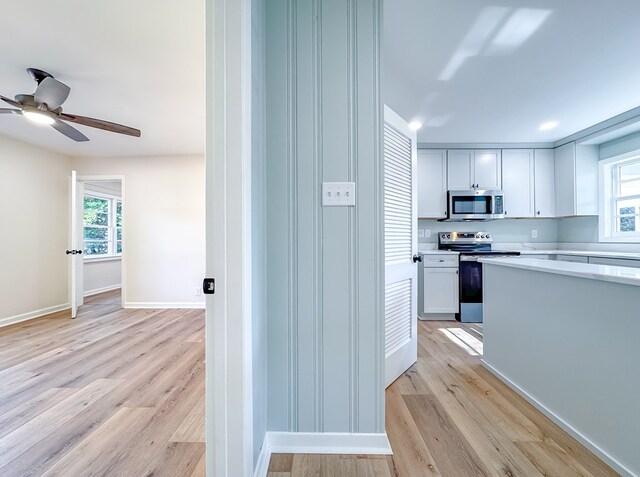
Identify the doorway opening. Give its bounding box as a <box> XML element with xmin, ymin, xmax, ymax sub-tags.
<box><xmin>72</xmin><ymin>175</ymin><xmax>126</xmax><ymax>316</ymax></box>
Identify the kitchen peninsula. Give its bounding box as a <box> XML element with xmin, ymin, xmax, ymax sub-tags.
<box><xmin>480</xmin><ymin>257</ymin><xmax>640</xmax><ymax>477</ymax></box>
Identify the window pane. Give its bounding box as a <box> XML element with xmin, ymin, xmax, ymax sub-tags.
<box><xmin>616</xmin><ymin>198</ymin><xmax>640</xmax><ymax>214</ymax></box>
<box><xmin>620</xmin><ymin>161</ymin><xmax>640</xmax><ymax>181</ymax></box>
<box><xmin>84</xmin><ymin>227</ymin><xmax>108</xmax><ymax>240</ymax></box>
<box><xmin>620</xmin><ymin>179</ymin><xmax>640</xmax><ymax>197</ymax></box>
<box><xmin>117</xmin><ymin>241</ymin><xmax>122</xmax><ymax>254</ymax></box>
<box><xmin>84</xmin><ymin>211</ymin><xmax>109</xmax><ymax>226</ymax></box>
<box><xmin>84</xmin><ymin>241</ymin><xmax>109</xmax><ymax>255</ymax></box>
<box><xmin>617</xmin><ymin>216</ymin><xmax>638</xmax><ymax>233</ymax></box>
<box><xmin>116</xmin><ymin>201</ymin><xmax>122</xmax><ymax>227</ymax></box>
<box><xmin>84</xmin><ymin>197</ymin><xmax>109</xmax><ymax>226</ymax></box>
<box><xmin>116</xmin><ymin>228</ymin><xmax>122</xmax><ymax>240</ymax></box>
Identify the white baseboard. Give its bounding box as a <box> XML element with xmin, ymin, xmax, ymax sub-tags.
<box><xmin>482</xmin><ymin>360</ymin><xmax>634</xmax><ymax>477</ymax></box>
<box><xmin>253</xmin><ymin>431</ymin><xmax>392</xmax><ymax>477</ymax></box>
<box><xmin>124</xmin><ymin>302</ymin><xmax>205</xmax><ymax>309</ymax></box>
<box><xmin>84</xmin><ymin>284</ymin><xmax>122</xmax><ymax>298</ymax></box>
<box><xmin>0</xmin><ymin>303</ymin><xmax>70</xmax><ymax>329</ymax></box>
<box><xmin>254</xmin><ymin>433</ymin><xmax>272</xmax><ymax>477</ymax></box>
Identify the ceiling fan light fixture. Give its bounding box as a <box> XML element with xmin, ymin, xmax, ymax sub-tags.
<box><xmin>23</xmin><ymin>109</ymin><xmax>56</xmax><ymax>126</ymax></box>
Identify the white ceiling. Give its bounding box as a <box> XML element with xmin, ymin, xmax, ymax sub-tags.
<box><xmin>384</xmin><ymin>0</ymin><xmax>640</xmax><ymax>144</ymax></box>
<box><xmin>0</xmin><ymin>0</ymin><xmax>204</xmax><ymax>157</ymax></box>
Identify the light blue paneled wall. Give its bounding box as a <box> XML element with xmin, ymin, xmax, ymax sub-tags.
<box><xmin>418</xmin><ymin>219</ymin><xmax>559</xmax><ymax>244</ymax></box>
<box><xmin>266</xmin><ymin>0</ymin><xmax>384</xmax><ymax>434</ymax></box>
<box><xmin>252</xmin><ymin>0</ymin><xmax>268</xmax><ymax>467</ymax></box>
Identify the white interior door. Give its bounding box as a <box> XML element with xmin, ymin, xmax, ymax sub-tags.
<box><xmin>383</xmin><ymin>106</ymin><xmax>418</xmax><ymax>388</ymax></box>
<box><xmin>69</xmin><ymin>171</ymin><xmax>84</xmax><ymax>318</ymax></box>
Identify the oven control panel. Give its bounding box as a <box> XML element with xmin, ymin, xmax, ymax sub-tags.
<box><xmin>439</xmin><ymin>231</ymin><xmax>492</xmax><ymax>245</ymax></box>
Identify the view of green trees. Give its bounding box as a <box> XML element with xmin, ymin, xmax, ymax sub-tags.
<box><xmin>84</xmin><ymin>196</ymin><xmax>122</xmax><ymax>255</ymax></box>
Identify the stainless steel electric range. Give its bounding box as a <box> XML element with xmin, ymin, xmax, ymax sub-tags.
<box><xmin>438</xmin><ymin>232</ymin><xmax>520</xmax><ymax>323</ymax></box>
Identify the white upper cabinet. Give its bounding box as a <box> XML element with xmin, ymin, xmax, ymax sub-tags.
<box><xmin>447</xmin><ymin>149</ymin><xmax>502</xmax><ymax>190</ymax></box>
<box><xmin>447</xmin><ymin>150</ymin><xmax>473</xmax><ymax>190</ymax></box>
<box><xmin>533</xmin><ymin>149</ymin><xmax>556</xmax><ymax>217</ymax></box>
<box><xmin>474</xmin><ymin>150</ymin><xmax>502</xmax><ymax>190</ymax></box>
<box><xmin>501</xmin><ymin>149</ymin><xmax>534</xmax><ymax>218</ymax></box>
<box><xmin>417</xmin><ymin>150</ymin><xmax>448</xmax><ymax>218</ymax></box>
<box><xmin>554</xmin><ymin>142</ymin><xmax>598</xmax><ymax>217</ymax></box>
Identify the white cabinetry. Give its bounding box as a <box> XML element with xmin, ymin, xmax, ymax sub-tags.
<box><xmin>447</xmin><ymin>150</ymin><xmax>502</xmax><ymax>190</ymax></box>
<box><xmin>555</xmin><ymin>254</ymin><xmax>589</xmax><ymax>263</ymax></box>
<box><xmin>533</xmin><ymin>149</ymin><xmax>556</xmax><ymax>217</ymax></box>
<box><xmin>417</xmin><ymin>150</ymin><xmax>447</xmax><ymax>218</ymax></box>
<box><xmin>588</xmin><ymin>257</ymin><xmax>640</xmax><ymax>268</ymax></box>
<box><xmin>422</xmin><ymin>254</ymin><xmax>459</xmax><ymax>319</ymax></box>
<box><xmin>502</xmin><ymin>149</ymin><xmax>534</xmax><ymax>218</ymax></box>
<box><xmin>554</xmin><ymin>142</ymin><xmax>598</xmax><ymax>217</ymax></box>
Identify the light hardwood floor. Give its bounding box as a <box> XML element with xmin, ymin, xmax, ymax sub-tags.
<box><xmin>268</xmin><ymin>320</ymin><xmax>618</xmax><ymax>477</ymax></box>
<box><xmin>0</xmin><ymin>290</ymin><xmax>205</xmax><ymax>477</ymax></box>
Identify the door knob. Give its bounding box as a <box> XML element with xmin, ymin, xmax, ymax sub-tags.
<box><xmin>413</xmin><ymin>254</ymin><xmax>423</xmax><ymax>263</ymax></box>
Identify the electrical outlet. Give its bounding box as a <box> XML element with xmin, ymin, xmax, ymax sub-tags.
<box><xmin>418</xmin><ymin>229</ymin><xmax>425</xmax><ymax>238</ymax></box>
<box><xmin>322</xmin><ymin>182</ymin><xmax>356</xmax><ymax>206</ymax></box>
<box><xmin>531</xmin><ymin>229</ymin><xmax>538</xmax><ymax>239</ymax></box>
<box><xmin>425</xmin><ymin>229</ymin><xmax>431</xmax><ymax>238</ymax></box>
<box><xmin>195</xmin><ymin>287</ymin><xmax>202</xmax><ymax>296</ymax></box>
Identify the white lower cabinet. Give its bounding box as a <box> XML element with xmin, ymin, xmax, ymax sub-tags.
<box><xmin>423</xmin><ymin>267</ymin><xmax>459</xmax><ymax>316</ymax></box>
<box><xmin>555</xmin><ymin>254</ymin><xmax>589</xmax><ymax>263</ymax></box>
<box><xmin>587</xmin><ymin>257</ymin><xmax>640</xmax><ymax>268</ymax></box>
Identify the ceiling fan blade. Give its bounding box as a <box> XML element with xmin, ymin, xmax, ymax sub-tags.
<box><xmin>59</xmin><ymin>113</ymin><xmax>141</xmax><ymax>137</ymax></box>
<box><xmin>51</xmin><ymin>120</ymin><xmax>89</xmax><ymax>142</ymax></box>
<box><xmin>34</xmin><ymin>77</ymin><xmax>71</xmax><ymax>109</ymax></box>
<box><xmin>0</xmin><ymin>108</ymin><xmax>21</xmax><ymax>114</ymax></box>
<box><xmin>1</xmin><ymin>95</ymin><xmax>22</xmax><ymax>108</ymax></box>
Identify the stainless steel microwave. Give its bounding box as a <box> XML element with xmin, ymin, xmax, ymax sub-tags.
<box><xmin>446</xmin><ymin>190</ymin><xmax>505</xmax><ymax>221</ymax></box>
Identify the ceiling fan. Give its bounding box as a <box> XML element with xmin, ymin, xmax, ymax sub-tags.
<box><xmin>0</xmin><ymin>68</ymin><xmax>141</xmax><ymax>142</ymax></box>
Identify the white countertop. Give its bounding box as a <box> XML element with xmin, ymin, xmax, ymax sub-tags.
<box><xmin>480</xmin><ymin>257</ymin><xmax>640</xmax><ymax>287</ymax></box>
<box><xmin>496</xmin><ymin>249</ymin><xmax>640</xmax><ymax>260</ymax></box>
<box><xmin>419</xmin><ymin>250</ymin><xmax>459</xmax><ymax>255</ymax></box>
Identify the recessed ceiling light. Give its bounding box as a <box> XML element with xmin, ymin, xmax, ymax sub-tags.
<box><xmin>23</xmin><ymin>109</ymin><xmax>56</xmax><ymax>126</ymax></box>
<box><xmin>539</xmin><ymin>121</ymin><xmax>558</xmax><ymax>131</ymax></box>
<box><xmin>409</xmin><ymin>121</ymin><xmax>423</xmax><ymax>131</ymax></box>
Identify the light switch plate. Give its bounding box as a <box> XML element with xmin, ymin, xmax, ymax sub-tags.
<box><xmin>418</xmin><ymin>229</ymin><xmax>425</xmax><ymax>238</ymax></box>
<box><xmin>322</xmin><ymin>182</ymin><xmax>356</xmax><ymax>206</ymax></box>
<box><xmin>425</xmin><ymin>229</ymin><xmax>431</xmax><ymax>238</ymax></box>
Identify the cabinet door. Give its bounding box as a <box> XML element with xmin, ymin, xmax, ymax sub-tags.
<box><xmin>555</xmin><ymin>254</ymin><xmax>588</xmax><ymax>263</ymax></box>
<box><xmin>588</xmin><ymin>257</ymin><xmax>640</xmax><ymax>268</ymax></box>
<box><xmin>423</xmin><ymin>268</ymin><xmax>459</xmax><ymax>313</ymax></box>
<box><xmin>447</xmin><ymin>150</ymin><xmax>473</xmax><ymax>190</ymax></box>
<box><xmin>474</xmin><ymin>149</ymin><xmax>502</xmax><ymax>190</ymax></box>
<box><xmin>502</xmin><ymin>149</ymin><xmax>534</xmax><ymax>218</ymax></box>
<box><xmin>554</xmin><ymin>142</ymin><xmax>576</xmax><ymax>217</ymax></box>
<box><xmin>533</xmin><ymin>149</ymin><xmax>556</xmax><ymax>217</ymax></box>
<box><xmin>417</xmin><ymin>150</ymin><xmax>447</xmax><ymax>218</ymax></box>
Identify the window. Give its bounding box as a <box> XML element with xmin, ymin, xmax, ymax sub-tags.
<box><xmin>600</xmin><ymin>155</ymin><xmax>640</xmax><ymax>242</ymax></box>
<box><xmin>84</xmin><ymin>194</ymin><xmax>123</xmax><ymax>257</ymax></box>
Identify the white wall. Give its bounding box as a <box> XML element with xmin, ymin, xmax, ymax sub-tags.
<box><xmin>71</xmin><ymin>155</ymin><xmax>205</xmax><ymax>307</ymax></box>
<box><xmin>0</xmin><ymin>134</ymin><xmax>71</xmax><ymax>326</ymax></box>
<box><xmin>84</xmin><ymin>259</ymin><xmax>121</xmax><ymax>296</ymax></box>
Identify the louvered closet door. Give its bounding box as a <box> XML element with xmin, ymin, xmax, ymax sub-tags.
<box><xmin>383</xmin><ymin>105</ymin><xmax>418</xmax><ymax>388</ymax></box>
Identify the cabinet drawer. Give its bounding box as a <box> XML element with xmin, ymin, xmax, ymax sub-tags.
<box><xmin>423</xmin><ymin>254</ymin><xmax>459</xmax><ymax>268</ymax></box>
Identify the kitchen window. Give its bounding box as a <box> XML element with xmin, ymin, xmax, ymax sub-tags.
<box><xmin>600</xmin><ymin>155</ymin><xmax>640</xmax><ymax>242</ymax></box>
<box><xmin>84</xmin><ymin>194</ymin><xmax>123</xmax><ymax>257</ymax></box>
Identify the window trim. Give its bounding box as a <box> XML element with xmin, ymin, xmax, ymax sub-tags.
<box><xmin>83</xmin><ymin>192</ymin><xmax>123</xmax><ymax>260</ymax></box>
<box><xmin>599</xmin><ymin>152</ymin><xmax>640</xmax><ymax>243</ymax></box>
